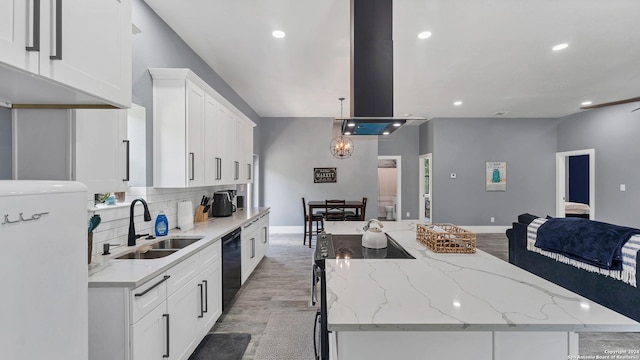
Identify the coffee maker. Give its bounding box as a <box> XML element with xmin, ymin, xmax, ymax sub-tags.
<box><xmin>210</xmin><ymin>190</ymin><xmax>237</xmax><ymax>217</ymax></box>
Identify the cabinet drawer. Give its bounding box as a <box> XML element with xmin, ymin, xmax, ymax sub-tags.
<box><xmin>242</xmin><ymin>218</ymin><xmax>260</xmax><ymax>236</ymax></box>
<box><xmin>166</xmin><ymin>255</ymin><xmax>199</xmax><ymax>296</ymax></box>
<box><xmin>131</xmin><ymin>273</ymin><xmax>169</xmax><ymax>323</ymax></box>
<box><xmin>199</xmin><ymin>241</ymin><xmax>221</xmax><ymax>269</ymax></box>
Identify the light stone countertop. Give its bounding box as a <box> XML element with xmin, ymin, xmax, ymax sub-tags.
<box><xmin>322</xmin><ymin>220</ymin><xmax>640</xmax><ymax>332</ymax></box>
<box><xmin>87</xmin><ymin>207</ymin><xmax>269</xmax><ymax>288</ymax></box>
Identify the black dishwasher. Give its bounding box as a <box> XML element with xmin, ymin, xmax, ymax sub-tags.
<box><xmin>221</xmin><ymin>227</ymin><xmax>242</xmax><ymax>311</ymax></box>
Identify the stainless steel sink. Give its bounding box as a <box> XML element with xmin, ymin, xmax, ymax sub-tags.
<box><xmin>149</xmin><ymin>236</ymin><xmax>204</xmax><ymax>249</ymax></box>
<box><xmin>116</xmin><ymin>249</ymin><xmax>179</xmax><ymax>260</ymax></box>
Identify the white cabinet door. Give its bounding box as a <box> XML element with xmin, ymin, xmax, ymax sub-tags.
<box><xmin>241</xmin><ymin>222</ymin><xmax>260</xmax><ymax>284</ymax></box>
<box><xmin>39</xmin><ymin>0</ymin><xmax>132</xmax><ymax>107</ymax></box>
<box><xmin>204</xmin><ymin>94</ymin><xmax>221</xmax><ymax>186</ymax></box>
<box><xmin>186</xmin><ymin>80</ymin><xmax>205</xmax><ymax>187</ymax></box>
<box><xmin>74</xmin><ymin>109</ymin><xmax>129</xmax><ymax>194</ymax></box>
<box><xmin>198</xmin><ymin>259</ymin><xmax>222</xmax><ymax>336</ymax></box>
<box><xmin>258</xmin><ymin>213</ymin><xmax>270</xmax><ymax>259</ymax></box>
<box><xmin>217</xmin><ymin>105</ymin><xmax>235</xmax><ymax>184</ymax></box>
<box><xmin>0</xmin><ymin>0</ymin><xmax>38</xmax><ymax>73</ymax></box>
<box><xmin>167</xmin><ymin>276</ymin><xmax>200</xmax><ymax>360</ymax></box>
<box><xmin>245</xmin><ymin>123</ymin><xmax>254</xmax><ymax>183</ymax></box>
<box><xmin>0</xmin><ymin>0</ymin><xmax>131</xmax><ymax>107</ymax></box>
<box><xmin>132</xmin><ymin>303</ymin><xmax>169</xmax><ymax>360</ymax></box>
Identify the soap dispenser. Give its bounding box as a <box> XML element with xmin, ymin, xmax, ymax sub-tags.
<box><xmin>155</xmin><ymin>212</ymin><xmax>168</xmax><ymax>237</ymax></box>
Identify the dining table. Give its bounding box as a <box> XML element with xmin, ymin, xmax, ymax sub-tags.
<box><xmin>307</xmin><ymin>200</ymin><xmax>366</xmax><ymax>247</ymax></box>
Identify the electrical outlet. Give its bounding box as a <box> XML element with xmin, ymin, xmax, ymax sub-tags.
<box><xmin>450</xmin><ymin>173</ymin><xmax>457</xmax><ymax>179</ymax></box>
<box><xmin>490</xmin><ymin>217</ymin><xmax>495</xmax><ymax>223</ymax></box>
<box><xmin>620</xmin><ymin>184</ymin><xmax>626</xmax><ymax>192</ymax></box>
<box><xmin>406</xmin><ymin>212</ymin><xmax>410</xmax><ymax>218</ymax></box>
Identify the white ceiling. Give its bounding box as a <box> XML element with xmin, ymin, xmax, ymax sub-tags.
<box><xmin>143</xmin><ymin>0</ymin><xmax>640</xmax><ymax>119</ymax></box>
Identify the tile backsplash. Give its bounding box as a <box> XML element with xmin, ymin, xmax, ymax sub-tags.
<box><xmin>89</xmin><ymin>185</ymin><xmax>234</xmax><ymax>256</ymax></box>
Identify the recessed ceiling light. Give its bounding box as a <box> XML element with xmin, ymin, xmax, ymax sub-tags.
<box><xmin>453</xmin><ymin>101</ymin><xmax>463</xmax><ymax>106</ymax></box>
<box><xmin>343</xmin><ymin>131</ymin><xmax>351</xmax><ymax>135</ymax></box>
<box><xmin>417</xmin><ymin>31</ymin><xmax>432</xmax><ymax>39</ymax></box>
<box><xmin>382</xmin><ymin>131</ymin><xmax>390</xmax><ymax>135</ymax></box>
<box><xmin>393</xmin><ymin>123</ymin><xmax>401</xmax><ymax>127</ymax></box>
<box><xmin>552</xmin><ymin>43</ymin><xmax>568</xmax><ymax>51</ymax></box>
<box><xmin>581</xmin><ymin>101</ymin><xmax>592</xmax><ymax>106</ymax></box>
<box><xmin>347</xmin><ymin>123</ymin><xmax>355</xmax><ymax>127</ymax></box>
<box><xmin>272</xmin><ymin>30</ymin><xmax>286</xmax><ymax>39</ymax></box>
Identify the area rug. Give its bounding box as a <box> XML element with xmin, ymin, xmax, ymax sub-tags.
<box><xmin>188</xmin><ymin>333</ymin><xmax>251</xmax><ymax>360</ymax></box>
<box><xmin>254</xmin><ymin>311</ymin><xmax>317</xmax><ymax>360</ymax></box>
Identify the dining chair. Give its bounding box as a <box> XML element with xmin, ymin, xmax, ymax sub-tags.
<box><xmin>302</xmin><ymin>197</ymin><xmax>324</xmax><ymax>247</ymax></box>
<box><xmin>346</xmin><ymin>197</ymin><xmax>367</xmax><ymax>221</ymax></box>
<box><xmin>324</xmin><ymin>199</ymin><xmax>347</xmax><ymax>221</ymax></box>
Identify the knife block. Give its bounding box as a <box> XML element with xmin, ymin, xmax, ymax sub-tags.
<box><xmin>194</xmin><ymin>205</ymin><xmax>208</xmax><ymax>222</ymax></box>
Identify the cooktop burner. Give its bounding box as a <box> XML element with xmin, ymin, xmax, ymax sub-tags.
<box><xmin>315</xmin><ymin>233</ymin><xmax>415</xmax><ymax>260</ymax></box>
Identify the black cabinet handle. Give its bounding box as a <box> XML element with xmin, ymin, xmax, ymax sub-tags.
<box><xmin>203</xmin><ymin>280</ymin><xmax>208</xmax><ymax>313</ymax></box>
<box><xmin>198</xmin><ymin>283</ymin><xmax>204</xmax><ymax>318</ymax></box>
<box><xmin>263</xmin><ymin>227</ymin><xmax>268</xmax><ymax>244</ymax></box>
<box><xmin>163</xmin><ymin>313</ymin><xmax>170</xmax><ymax>358</ymax></box>
<box><xmin>122</xmin><ymin>140</ymin><xmax>130</xmax><ymax>181</ymax></box>
<box><xmin>251</xmin><ymin>238</ymin><xmax>255</xmax><ymax>259</ymax></box>
<box><xmin>189</xmin><ymin>153</ymin><xmax>195</xmax><ymax>180</ymax></box>
<box><xmin>134</xmin><ymin>275</ymin><xmax>170</xmax><ymax>297</ymax></box>
<box><xmin>26</xmin><ymin>0</ymin><xmax>40</xmax><ymax>51</ymax></box>
<box><xmin>234</xmin><ymin>161</ymin><xmax>239</xmax><ymax>180</ymax></box>
<box><xmin>49</xmin><ymin>0</ymin><xmax>62</xmax><ymax>60</ymax></box>
<box><xmin>218</xmin><ymin>158</ymin><xmax>222</xmax><ymax>180</ymax></box>
<box><xmin>247</xmin><ymin>163</ymin><xmax>251</xmax><ymax>180</ymax></box>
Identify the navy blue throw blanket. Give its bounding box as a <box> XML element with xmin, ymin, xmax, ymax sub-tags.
<box><xmin>535</xmin><ymin>218</ymin><xmax>640</xmax><ymax>270</ymax></box>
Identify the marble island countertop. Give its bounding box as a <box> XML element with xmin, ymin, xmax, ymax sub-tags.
<box><xmin>88</xmin><ymin>207</ymin><xmax>269</xmax><ymax>288</ymax></box>
<box><xmin>322</xmin><ymin>221</ymin><xmax>640</xmax><ymax>333</ymax></box>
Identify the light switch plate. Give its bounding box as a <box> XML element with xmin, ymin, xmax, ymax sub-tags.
<box><xmin>620</xmin><ymin>184</ymin><xmax>626</xmax><ymax>191</ymax></box>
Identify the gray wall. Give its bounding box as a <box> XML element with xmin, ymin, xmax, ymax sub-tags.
<box><xmin>378</xmin><ymin>125</ymin><xmax>420</xmax><ymax>219</ymax></box>
<box><xmin>557</xmin><ymin>103</ymin><xmax>640</xmax><ymax>227</ymax></box>
<box><xmin>0</xmin><ymin>108</ymin><xmax>11</xmax><ymax>179</ymax></box>
<box><xmin>259</xmin><ymin>118</ymin><xmax>378</xmax><ymax>226</ymax></box>
<box><xmin>430</xmin><ymin>117</ymin><xmax>558</xmax><ymax>226</ymax></box>
<box><xmin>131</xmin><ymin>0</ymin><xmax>260</xmax><ymax>185</ymax></box>
<box><xmin>419</xmin><ymin>120</ymin><xmax>434</xmax><ymax>155</ymax></box>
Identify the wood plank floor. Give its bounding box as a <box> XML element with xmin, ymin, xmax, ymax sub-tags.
<box><xmin>211</xmin><ymin>232</ymin><xmax>638</xmax><ymax>359</ymax></box>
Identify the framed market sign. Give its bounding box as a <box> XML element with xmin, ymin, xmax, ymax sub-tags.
<box><xmin>314</xmin><ymin>167</ymin><xmax>337</xmax><ymax>183</ymax></box>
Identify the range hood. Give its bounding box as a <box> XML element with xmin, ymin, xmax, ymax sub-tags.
<box><xmin>339</xmin><ymin>0</ymin><xmax>417</xmax><ymax>136</ymax></box>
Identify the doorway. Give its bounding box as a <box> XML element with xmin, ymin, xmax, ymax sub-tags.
<box><xmin>377</xmin><ymin>156</ymin><xmax>401</xmax><ymax>221</ymax></box>
<box><xmin>556</xmin><ymin>149</ymin><xmax>595</xmax><ymax>219</ymax></box>
<box><xmin>418</xmin><ymin>154</ymin><xmax>432</xmax><ymax>224</ymax></box>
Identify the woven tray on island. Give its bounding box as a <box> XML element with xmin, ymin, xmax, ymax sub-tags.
<box><xmin>416</xmin><ymin>223</ymin><xmax>476</xmax><ymax>253</ymax></box>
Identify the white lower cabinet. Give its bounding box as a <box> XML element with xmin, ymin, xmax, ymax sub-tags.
<box><xmin>166</xmin><ymin>275</ymin><xmax>200</xmax><ymax>360</ymax></box>
<box><xmin>241</xmin><ymin>212</ymin><xmax>270</xmax><ymax>284</ymax></box>
<box><xmin>131</xmin><ymin>301</ymin><xmax>168</xmax><ymax>360</ymax></box>
<box><xmin>199</xmin><ymin>257</ymin><xmax>222</xmax><ymax>336</ymax></box>
<box><xmin>241</xmin><ymin>220</ymin><xmax>261</xmax><ymax>285</ymax></box>
<box><xmin>89</xmin><ymin>241</ymin><xmax>222</xmax><ymax>360</ymax></box>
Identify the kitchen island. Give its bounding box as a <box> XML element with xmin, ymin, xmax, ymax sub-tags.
<box><xmin>321</xmin><ymin>221</ymin><xmax>640</xmax><ymax>360</ymax></box>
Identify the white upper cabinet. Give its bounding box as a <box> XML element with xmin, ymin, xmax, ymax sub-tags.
<box><xmin>150</xmin><ymin>68</ymin><xmax>255</xmax><ymax>188</ymax></box>
<box><xmin>233</xmin><ymin>118</ymin><xmax>254</xmax><ymax>184</ymax></box>
<box><xmin>74</xmin><ymin>109</ymin><xmax>130</xmax><ymax>194</ymax></box>
<box><xmin>0</xmin><ymin>0</ymin><xmax>131</xmax><ymax>108</ymax></box>
<box><xmin>12</xmin><ymin>108</ymin><xmax>130</xmax><ymax>198</ymax></box>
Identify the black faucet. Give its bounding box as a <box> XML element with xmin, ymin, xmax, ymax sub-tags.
<box><xmin>128</xmin><ymin>198</ymin><xmax>152</xmax><ymax>246</ymax></box>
